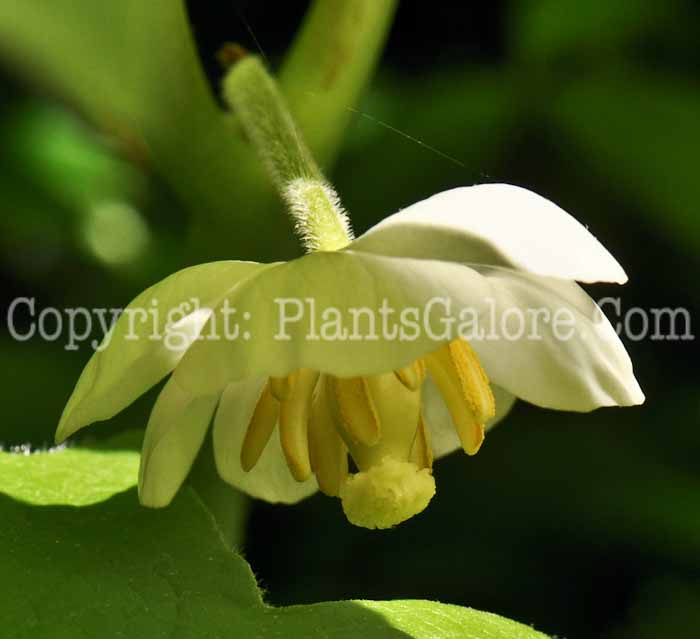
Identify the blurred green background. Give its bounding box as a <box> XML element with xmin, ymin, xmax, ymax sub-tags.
<box><xmin>0</xmin><ymin>2</ymin><xmax>698</xmax><ymax>638</ymax></box>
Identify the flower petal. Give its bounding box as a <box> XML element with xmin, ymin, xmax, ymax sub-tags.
<box><xmin>138</xmin><ymin>376</ymin><xmax>219</xmax><ymax>507</ymax></box>
<box><xmin>423</xmin><ymin>378</ymin><xmax>516</xmax><ymax>459</ymax></box>
<box><xmin>213</xmin><ymin>377</ymin><xmax>318</xmax><ymax>504</ymax></box>
<box><xmin>173</xmin><ymin>251</ymin><xmax>479</xmax><ymax>390</ymax></box>
<box><xmin>56</xmin><ymin>261</ymin><xmax>264</xmax><ymax>442</ymax></box>
<box><xmin>172</xmin><ymin>251</ymin><xmax>643</xmax><ymax>412</ymax></box>
<box><xmin>469</xmin><ymin>266</ymin><xmax>645</xmax><ymax>410</ymax></box>
<box><xmin>349</xmin><ymin>184</ymin><xmax>628</xmax><ymax>284</ymax></box>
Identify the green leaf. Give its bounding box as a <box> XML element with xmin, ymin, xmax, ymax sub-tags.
<box><xmin>344</xmin><ymin>601</ymin><xmax>550</xmax><ymax>638</ymax></box>
<box><xmin>0</xmin><ymin>444</ymin><xmax>139</xmax><ymax>506</ymax></box>
<box><xmin>1</xmin><ymin>442</ymin><xmax>551</xmax><ymax>638</ymax></box>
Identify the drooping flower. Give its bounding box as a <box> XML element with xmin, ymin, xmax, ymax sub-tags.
<box><xmin>56</xmin><ymin>183</ymin><xmax>644</xmax><ymax>528</ymax></box>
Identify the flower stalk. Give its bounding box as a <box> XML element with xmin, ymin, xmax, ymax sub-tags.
<box><xmin>223</xmin><ymin>56</ymin><xmax>352</xmax><ymax>252</ymax></box>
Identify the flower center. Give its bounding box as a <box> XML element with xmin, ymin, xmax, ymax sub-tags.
<box><xmin>239</xmin><ymin>339</ymin><xmax>495</xmax><ymax>528</ymax></box>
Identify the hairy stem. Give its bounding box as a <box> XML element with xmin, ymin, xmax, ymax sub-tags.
<box><xmin>223</xmin><ymin>56</ymin><xmax>352</xmax><ymax>252</ymax></box>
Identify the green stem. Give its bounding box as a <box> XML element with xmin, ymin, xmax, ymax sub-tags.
<box><xmin>223</xmin><ymin>56</ymin><xmax>352</xmax><ymax>252</ymax></box>
<box><xmin>194</xmin><ymin>1</ymin><xmax>397</xmax><ymax>260</ymax></box>
<box><xmin>279</xmin><ymin>0</ymin><xmax>398</xmax><ymax>169</ymax></box>
<box><xmin>223</xmin><ymin>56</ymin><xmax>323</xmax><ymax>188</ymax></box>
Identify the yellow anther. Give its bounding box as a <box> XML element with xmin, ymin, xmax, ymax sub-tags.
<box><xmin>394</xmin><ymin>359</ymin><xmax>426</xmax><ymax>391</ymax></box>
<box><xmin>240</xmin><ymin>341</ymin><xmax>493</xmax><ymax>528</ymax></box>
<box><xmin>279</xmin><ymin>369</ymin><xmax>318</xmax><ymax>481</ymax></box>
<box><xmin>269</xmin><ymin>374</ymin><xmax>295</xmax><ymax>401</ymax></box>
<box><xmin>409</xmin><ymin>413</ymin><xmax>433</xmax><ymax>470</ymax></box>
<box><xmin>240</xmin><ymin>382</ymin><xmax>279</xmax><ymax>472</ymax></box>
<box><xmin>425</xmin><ymin>339</ymin><xmax>495</xmax><ymax>455</ymax></box>
<box><xmin>308</xmin><ymin>376</ymin><xmax>348</xmax><ymax>496</ymax></box>
<box><xmin>333</xmin><ymin>376</ymin><xmax>381</xmax><ymax>446</ymax></box>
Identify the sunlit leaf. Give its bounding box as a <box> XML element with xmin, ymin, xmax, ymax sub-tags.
<box><xmin>0</xmin><ymin>442</ymin><xmax>551</xmax><ymax>638</ymax></box>
<box><xmin>0</xmin><ymin>443</ymin><xmax>138</xmax><ymax>506</ymax></box>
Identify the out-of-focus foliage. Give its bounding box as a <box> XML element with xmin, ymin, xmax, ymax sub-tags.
<box><xmin>511</xmin><ymin>0</ymin><xmax>685</xmax><ymax>61</ymax></box>
<box><xmin>0</xmin><ymin>0</ymin><xmax>269</xmax><ymax>260</ymax></box>
<box><xmin>609</xmin><ymin>577</ymin><xmax>700</xmax><ymax>639</ymax></box>
<box><xmin>551</xmin><ymin>74</ymin><xmax>700</xmax><ymax>254</ymax></box>
<box><xmin>0</xmin><ymin>1</ymin><xmax>698</xmax><ymax>638</ymax></box>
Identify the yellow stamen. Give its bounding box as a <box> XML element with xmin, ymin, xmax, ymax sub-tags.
<box><xmin>278</xmin><ymin>369</ymin><xmax>318</xmax><ymax>481</ymax></box>
<box><xmin>239</xmin><ymin>347</ymin><xmax>492</xmax><ymax>529</ymax></box>
<box><xmin>308</xmin><ymin>376</ymin><xmax>348</xmax><ymax>496</ymax></box>
<box><xmin>394</xmin><ymin>359</ymin><xmax>426</xmax><ymax>391</ymax></box>
<box><xmin>425</xmin><ymin>339</ymin><xmax>495</xmax><ymax>455</ymax></box>
<box><xmin>332</xmin><ymin>376</ymin><xmax>381</xmax><ymax>446</ymax></box>
<box><xmin>409</xmin><ymin>413</ymin><xmax>433</xmax><ymax>470</ymax></box>
<box><xmin>269</xmin><ymin>374</ymin><xmax>295</xmax><ymax>401</ymax></box>
<box><xmin>240</xmin><ymin>382</ymin><xmax>279</xmax><ymax>472</ymax></box>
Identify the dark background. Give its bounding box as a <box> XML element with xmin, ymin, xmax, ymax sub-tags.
<box><xmin>1</xmin><ymin>2</ymin><xmax>699</xmax><ymax>638</ymax></box>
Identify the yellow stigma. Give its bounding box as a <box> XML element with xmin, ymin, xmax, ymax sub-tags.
<box><xmin>339</xmin><ymin>458</ymin><xmax>435</xmax><ymax>529</ymax></box>
<box><xmin>239</xmin><ymin>338</ymin><xmax>495</xmax><ymax>528</ymax></box>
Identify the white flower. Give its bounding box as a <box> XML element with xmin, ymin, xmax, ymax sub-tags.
<box><xmin>56</xmin><ymin>184</ymin><xmax>644</xmax><ymax>529</ymax></box>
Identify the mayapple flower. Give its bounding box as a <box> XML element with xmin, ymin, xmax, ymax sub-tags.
<box><xmin>56</xmin><ymin>182</ymin><xmax>644</xmax><ymax>529</ymax></box>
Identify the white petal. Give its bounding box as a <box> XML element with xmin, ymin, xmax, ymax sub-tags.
<box><xmin>423</xmin><ymin>377</ymin><xmax>516</xmax><ymax>459</ymax></box>
<box><xmin>172</xmin><ymin>251</ymin><xmax>643</xmax><ymax>411</ymax></box>
<box><xmin>470</xmin><ymin>266</ymin><xmax>645</xmax><ymax>410</ymax></box>
<box><xmin>212</xmin><ymin>377</ymin><xmax>318</xmax><ymax>504</ymax></box>
<box><xmin>56</xmin><ymin>261</ymin><xmax>264</xmax><ymax>442</ymax></box>
<box><xmin>349</xmin><ymin>184</ymin><xmax>628</xmax><ymax>284</ymax></box>
<box><xmin>173</xmin><ymin>250</ymin><xmax>479</xmax><ymax>390</ymax></box>
<box><xmin>138</xmin><ymin>376</ymin><xmax>219</xmax><ymax>507</ymax></box>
